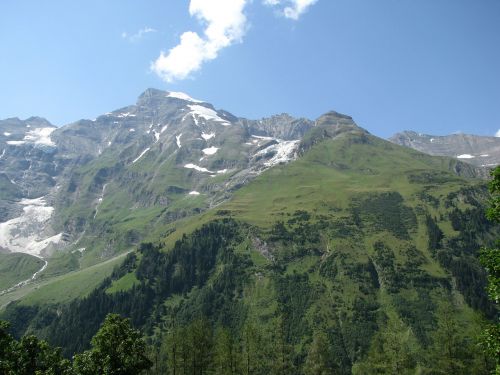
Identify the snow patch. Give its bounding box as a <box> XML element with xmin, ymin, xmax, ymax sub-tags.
<box><xmin>132</xmin><ymin>147</ymin><xmax>150</xmax><ymax>164</ymax></box>
<box><xmin>176</xmin><ymin>134</ymin><xmax>182</xmax><ymax>148</ymax></box>
<box><xmin>6</xmin><ymin>127</ymin><xmax>56</xmax><ymax>147</ymax></box>
<box><xmin>202</xmin><ymin>147</ymin><xmax>219</xmax><ymax>156</ymax></box>
<box><xmin>457</xmin><ymin>154</ymin><xmax>474</xmax><ymax>159</ymax></box>
<box><xmin>117</xmin><ymin>112</ymin><xmax>136</xmax><ymax>118</ymax></box>
<box><xmin>187</xmin><ymin>105</ymin><xmax>230</xmax><ymax>126</ymax></box>
<box><xmin>161</xmin><ymin>125</ymin><xmax>168</xmax><ymax>133</ymax></box>
<box><xmin>201</xmin><ymin>132</ymin><xmax>215</xmax><ymax>140</ymax></box>
<box><xmin>129</xmin><ymin>128</ymin><xmax>135</xmax><ymax>132</ymax></box>
<box><xmin>184</xmin><ymin>164</ymin><xmax>213</xmax><ymax>173</ymax></box>
<box><xmin>0</xmin><ymin>196</ymin><xmax>62</xmax><ymax>256</ymax></box>
<box><xmin>167</xmin><ymin>91</ymin><xmax>203</xmax><ymax>103</ymax></box>
<box><xmin>3</xmin><ymin>132</ymin><xmax>11</xmax><ymax>136</ymax></box>
<box><xmin>217</xmin><ymin>169</ymin><xmax>228</xmax><ymax>174</ymax></box>
<box><xmin>188</xmin><ymin>191</ymin><xmax>201</xmax><ymax>195</ymax></box>
<box><xmin>480</xmin><ymin>154</ymin><xmax>489</xmax><ymax>157</ymax></box>
<box><xmin>107</xmin><ymin>141</ymin><xmax>112</xmax><ymax>146</ymax></box>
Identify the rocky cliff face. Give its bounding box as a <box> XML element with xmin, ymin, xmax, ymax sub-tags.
<box><xmin>389</xmin><ymin>131</ymin><xmax>500</xmax><ymax>168</ymax></box>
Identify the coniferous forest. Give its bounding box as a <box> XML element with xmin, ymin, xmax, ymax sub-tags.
<box><xmin>2</xmin><ymin>166</ymin><xmax>500</xmax><ymax>374</ymax></box>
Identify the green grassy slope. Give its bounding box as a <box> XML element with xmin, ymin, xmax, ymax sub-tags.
<box><xmin>0</xmin><ymin>253</ymin><xmax>44</xmax><ymax>291</ymax></box>
<box><xmin>2</xmin><ymin>125</ymin><xmax>497</xmax><ymax>372</ymax></box>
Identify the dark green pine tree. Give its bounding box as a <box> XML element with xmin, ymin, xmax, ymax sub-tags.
<box><xmin>429</xmin><ymin>301</ymin><xmax>469</xmax><ymax>375</ymax></box>
<box><xmin>213</xmin><ymin>326</ymin><xmax>239</xmax><ymax>375</ymax></box>
<box><xmin>303</xmin><ymin>331</ymin><xmax>335</xmax><ymax>375</ymax></box>
<box><xmin>270</xmin><ymin>316</ymin><xmax>294</xmax><ymax>375</ymax></box>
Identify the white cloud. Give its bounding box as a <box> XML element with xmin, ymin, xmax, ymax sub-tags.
<box><xmin>122</xmin><ymin>27</ymin><xmax>157</xmax><ymax>42</ymax></box>
<box><xmin>495</xmin><ymin>129</ymin><xmax>500</xmax><ymax>137</ymax></box>
<box><xmin>152</xmin><ymin>0</ymin><xmax>249</xmax><ymax>82</ymax></box>
<box><xmin>264</xmin><ymin>0</ymin><xmax>318</xmax><ymax>20</ymax></box>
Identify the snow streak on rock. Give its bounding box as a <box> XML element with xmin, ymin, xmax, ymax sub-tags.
<box><xmin>132</xmin><ymin>147</ymin><xmax>151</xmax><ymax>164</ymax></box>
<box><xmin>184</xmin><ymin>164</ymin><xmax>214</xmax><ymax>173</ymax></box>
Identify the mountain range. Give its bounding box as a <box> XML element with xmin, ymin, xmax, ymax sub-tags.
<box><xmin>0</xmin><ymin>88</ymin><xmax>498</xmax><ymax>373</ymax></box>
<box><xmin>389</xmin><ymin>130</ymin><xmax>500</xmax><ymax>168</ymax></box>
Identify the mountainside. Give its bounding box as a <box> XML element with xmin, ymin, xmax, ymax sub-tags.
<box><xmin>0</xmin><ymin>89</ymin><xmax>319</xmax><ymax>275</ymax></box>
<box><xmin>0</xmin><ymin>89</ymin><xmax>498</xmax><ymax>373</ymax></box>
<box><xmin>390</xmin><ymin>130</ymin><xmax>500</xmax><ymax>168</ymax></box>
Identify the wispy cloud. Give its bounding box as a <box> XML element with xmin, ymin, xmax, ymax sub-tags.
<box><xmin>263</xmin><ymin>0</ymin><xmax>318</xmax><ymax>20</ymax></box>
<box><xmin>495</xmin><ymin>129</ymin><xmax>500</xmax><ymax>137</ymax></box>
<box><xmin>122</xmin><ymin>27</ymin><xmax>157</xmax><ymax>43</ymax></box>
<box><xmin>152</xmin><ymin>0</ymin><xmax>249</xmax><ymax>82</ymax></box>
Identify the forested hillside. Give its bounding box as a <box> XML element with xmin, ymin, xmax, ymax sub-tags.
<box><xmin>2</xmin><ymin>123</ymin><xmax>499</xmax><ymax>374</ymax></box>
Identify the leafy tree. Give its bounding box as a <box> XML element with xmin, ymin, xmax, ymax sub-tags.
<box><xmin>479</xmin><ymin>166</ymin><xmax>500</xmax><ymax>374</ymax></box>
<box><xmin>0</xmin><ymin>321</ymin><xmax>72</xmax><ymax>375</ymax></box>
<box><xmin>0</xmin><ymin>321</ymin><xmax>15</xmax><ymax>374</ymax></box>
<box><xmin>72</xmin><ymin>313</ymin><xmax>152</xmax><ymax>375</ymax></box>
<box><xmin>15</xmin><ymin>335</ymin><xmax>72</xmax><ymax>375</ymax></box>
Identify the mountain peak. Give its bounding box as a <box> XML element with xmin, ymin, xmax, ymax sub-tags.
<box><xmin>315</xmin><ymin>110</ymin><xmax>366</xmax><ymax>134</ymax></box>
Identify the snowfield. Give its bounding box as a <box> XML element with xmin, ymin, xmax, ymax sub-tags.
<box><xmin>0</xmin><ymin>197</ymin><xmax>62</xmax><ymax>257</ymax></box>
<box><xmin>167</xmin><ymin>91</ymin><xmax>203</xmax><ymax>103</ymax></box>
<box><xmin>255</xmin><ymin>139</ymin><xmax>300</xmax><ymax>167</ymax></box>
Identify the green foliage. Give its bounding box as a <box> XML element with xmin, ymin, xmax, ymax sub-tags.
<box><xmin>0</xmin><ymin>320</ymin><xmax>72</xmax><ymax>375</ymax></box>
<box><xmin>479</xmin><ymin>166</ymin><xmax>500</xmax><ymax>374</ymax></box>
<box><xmin>73</xmin><ymin>314</ymin><xmax>152</xmax><ymax>375</ymax></box>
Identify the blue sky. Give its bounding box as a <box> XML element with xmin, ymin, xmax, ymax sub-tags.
<box><xmin>0</xmin><ymin>0</ymin><xmax>499</xmax><ymax>138</ymax></box>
